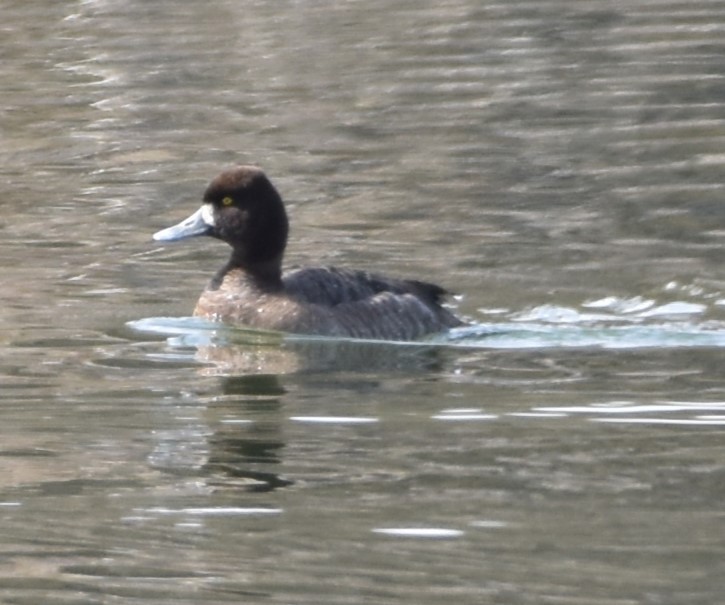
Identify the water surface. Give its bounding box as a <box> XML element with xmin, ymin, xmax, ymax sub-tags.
<box><xmin>2</xmin><ymin>1</ymin><xmax>725</xmax><ymax>603</ymax></box>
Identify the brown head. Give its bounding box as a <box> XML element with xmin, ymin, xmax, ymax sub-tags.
<box><xmin>154</xmin><ymin>166</ymin><xmax>290</xmax><ymax>276</ymax></box>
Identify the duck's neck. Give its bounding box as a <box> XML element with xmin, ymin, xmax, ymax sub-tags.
<box><xmin>210</xmin><ymin>252</ymin><xmax>284</xmax><ymax>292</ymax></box>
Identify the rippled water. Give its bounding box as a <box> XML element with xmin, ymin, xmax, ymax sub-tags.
<box><xmin>3</xmin><ymin>0</ymin><xmax>725</xmax><ymax>603</ymax></box>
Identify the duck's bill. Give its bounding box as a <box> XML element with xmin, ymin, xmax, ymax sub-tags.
<box><xmin>153</xmin><ymin>204</ymin><xmax>215</xmax><ymax>242</ymax></box>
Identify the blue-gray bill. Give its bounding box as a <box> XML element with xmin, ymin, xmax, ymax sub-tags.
<box><xmin>153</xmin><ymin>204</ymin><xmax>214</xmax><ymax>242</ymax></box>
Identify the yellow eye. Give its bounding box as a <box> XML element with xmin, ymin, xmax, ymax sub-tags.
<box><xmin>221</xmin><ymin>196</ymin><xmax>233</xmax><ymax>206</ymax></box>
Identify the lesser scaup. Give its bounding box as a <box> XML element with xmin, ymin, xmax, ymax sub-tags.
<box><xmin>153</xmin><ymin>166</ymin><xmax>464</xmax><ymax>341</ymax></box>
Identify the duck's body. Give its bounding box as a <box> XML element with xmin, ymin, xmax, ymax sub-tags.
<box><xmin>153</xmin><ymin>166</ymin><xmax>464</xmax><ymax>341</ymax></box>
<box><xmin>198</xmin><ymin>265</ymin><xmax>461</xmax><ymax>341</ymax></box>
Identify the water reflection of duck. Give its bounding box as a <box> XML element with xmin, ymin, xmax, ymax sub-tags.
<box><xmin>154</xmin><ymin>166</ymin><xmax>464</xmax><ymax>341</ymax></box>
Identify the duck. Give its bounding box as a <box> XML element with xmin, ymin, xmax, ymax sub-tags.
<box><xmin>153</xmin><ymin>166</ymin><xmax>465</xmax><ymax>341</ymax></box>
